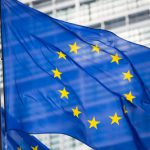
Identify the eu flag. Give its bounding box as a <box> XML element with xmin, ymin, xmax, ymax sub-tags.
<box><xmin>2</xmin><ymin>131</ymin><xmax>50</xmax><ymax>150</ymax></box>
<box><xmin>1</xmin><ymin>109</ymin><xmax>49</xmax><ymax>150</ymax></box>
<box><xmin>1</xmin><ymin>0</ymin><xmax>150</xmax><ymax>149</ymax></box>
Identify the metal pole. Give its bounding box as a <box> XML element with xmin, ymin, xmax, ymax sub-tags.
<box><xmin>0</xmin><ymin>0</ymin><xmax>7</xmax><ymax>149</ymax></box>
<box><xmin>0</xmin><ymin>5</ymin><xmax>2</xmax><ymax>148</ymax></box>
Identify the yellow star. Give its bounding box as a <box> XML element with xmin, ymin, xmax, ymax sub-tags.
<box><xmin>57</xmin><ymin>51</ymin><xmax>66</xmax><ymax>60</ymax></box>
<box><xmin>69</xmin><ymin>42</ymin><xmax>80</xmax><ymax>54</ymax></box>
<box><xmin>111</xmin><ymin>53</ymin><xmax>122</xmax><ymax>64</ymax></box>
<box><xmin>52</xmin><ymin>68</ymin><xmax>62</xmax><ymax>79</ymax></box>
<box><xmin>123</xmin><ymin>105</ymin><xmax>128</xmax><ymax>114</ymax></box>
<box><xmin>109</xmin><ymin>113</ymin><xmax>122</xmax><ymax>125</ymax></box>
<box><xmin>88</xmin><ymin>117</ymin><xmax>100</xmax><ymax>129</ymax></box>
<box><xmin>17</xmin><ymin>148</ymin><xmax>22</xmax><ymax>150</ymax></box>
<box><xmin>59</xmin><ymin>87</ymin><xmax>69</xmax><ymax>99</ymax></box>
<box><xmin>123</xmin><ymin>70</ymin><xmax>133</xmax><ymax>82</ymax></box>
<box><xmin>92</xmin><ymin>44</ymin><xmax>100</xmax><ymax>53</ymax></box>
<box><xmin>124</xmin><ymin>91</ymin><xmax>135</xmax><ymax>103</ymax></box>
<box><xmin>31</xmin><ymin>146</ymin><xmax>38</xmax><ymax>150</ymax></box>
<box><xmin>72</xmin><ymin>106</ymin><xmax>82</xmax><ymax>118</ymax></box>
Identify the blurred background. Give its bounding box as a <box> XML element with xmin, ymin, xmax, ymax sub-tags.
<box><xmin>1</xmin><ymin>0</ymin><xmax>150</xmax><ymax>149</ymax></box>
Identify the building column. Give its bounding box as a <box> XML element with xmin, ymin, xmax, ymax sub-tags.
<box><xmin>75</xmin><ymin>0</ymin><xmax>80</xmax><ymax>23</ymax></box>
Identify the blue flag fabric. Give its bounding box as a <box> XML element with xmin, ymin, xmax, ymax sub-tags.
<box><xmin>3</xmin><ymin>131</ymin><xmax>50</xmax><ymax>150</ymax></box>
<box><xmin>1</xmin><ymin>109</ymin><xmax>50</xmax><ymax>150</ymax></box>
<box><xmin>1</xmin><ymin>0</ymin><xmax>150</xmax><ymax>149</ymax></box>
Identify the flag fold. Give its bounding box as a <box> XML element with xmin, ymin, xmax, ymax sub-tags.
<box><xmin>1</xmin><ymin>0</ymin><xmax>150</xmax><ymax>149</ymax></box>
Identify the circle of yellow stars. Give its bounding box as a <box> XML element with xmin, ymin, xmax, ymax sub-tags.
<box><xmin>16</xmin><ymin>41</ymin><xmax>136</xmax><ymax>149</ymax></box>
<box><xmin>50</xmin><ymin>41</ymin><xmax>136</xmax><ymax>130</ymax></box>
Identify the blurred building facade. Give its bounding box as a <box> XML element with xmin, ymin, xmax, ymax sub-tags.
<box><xmin>21</xmin><ymin>0</ymin><xmax>150</xmax><ymax>47</ymax></box>
<box><xmin>1</xmin><ymin>0</ymin><xmax>150</xmax><ymax>149</ymax></box>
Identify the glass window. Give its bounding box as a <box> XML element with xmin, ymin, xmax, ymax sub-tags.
<box><xmin>129</xmin><ymin>10</ymin><xmax>150</xmax><ymax>24</ymax></box>
<box><xmin>105</xmin><ymin>17</ymin><xmax>125</xmax><ymax>29</ymax></box>
<box><xmin>80</xmin><ymin>0</ymin><xmax>96</xmax><ymax>5</ymax></box>
<box><xmin>33</xmin><ymin>0</ymin><xmax>52</xmax><ymax>8</ymax></box>
<box><xmin>90</xmin><ymin>23</ymin><xmax>101</xmax><ymax>29</ymax></box>
<box><xmin>55</xmin><ymin>0</ymin><xmax>69</xmax><ymax>4</ymax></box>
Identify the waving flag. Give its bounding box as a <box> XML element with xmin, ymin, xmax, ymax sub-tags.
<box><xmin>1</xmin><ymin>0</ymin><xmax>150</xmax><ymax>149</ymax></box>
<box><xmin>3</xmin><ymin>131</ymin><xmax>50</xmax><ymax>150</ymax></box>
<box><xmin>1</xmin><ymin>109</ymin><xmax>49</xmax><ymax>150</ymax></box>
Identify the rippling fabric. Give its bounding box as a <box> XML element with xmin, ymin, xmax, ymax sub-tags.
<box><xmin>1</xmin><ymin>0</ymin><xmax>150</xmax><ymax>149</ymax></box>
<box><xmin>1</xmin><ymin>109</ymin><xmax>49</xmax><ymax>150</ymax></box>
